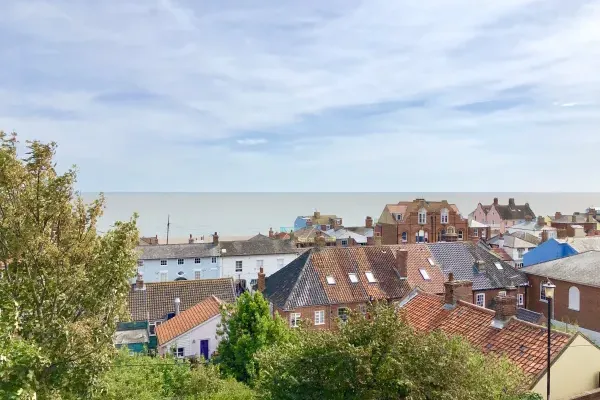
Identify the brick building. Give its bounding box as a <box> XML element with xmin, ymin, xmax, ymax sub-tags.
<box><xmin>550</xmin><ymin>212</ymin><xmax>597</xmax><ymax>236</ymax></box>
<box><xmin>376</xmin><ymin>199</ymin><xmax>468</xmax><ymax>244</ymax></box>
<box><xmin>471</xmin><ymin>197</ymin><xmax>535</xmax><ymax>235</ymax></box>
<box><xmin>522</xmin><ymin>251</ymin><xmax>600</xmax><ymax>335</ymax></box>
<box><xmin>261</xmin><ymin>244</ymin><xmax>447</xmax><ymax>330</ymax></box>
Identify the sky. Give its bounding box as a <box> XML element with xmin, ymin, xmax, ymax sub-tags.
<box><xmin>1</xmin><ymin>0</ymin><xmax>600</xmax><ymax>192</ymax></box>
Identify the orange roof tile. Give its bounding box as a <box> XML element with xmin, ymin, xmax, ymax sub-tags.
<box><xmin>156</xmin><ymin>296</ymin><xmax>223</xmax><ymax>345</ymax></box>
<box><xmin>400</xmin><ymin>292</ymin><xmax>572</xmax><ymax>377</ymax></box>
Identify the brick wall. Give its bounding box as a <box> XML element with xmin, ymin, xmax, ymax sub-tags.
<box><xmin>526</xmin><ymin>275</ymin><xmax>600</xmax><ymax>331</ymax></box>
<box><xmin>274</xmin><ymin>302</ymin><xmax>368</xmax><ymax>330</ymax></box>
<box><xmin>377</xmin><ymin>223</ymin><xmax>399</xmax><ymax>245</ymax></box>
<box><xmin>474</xmin><ymin>287</ymin><xmax>526</xmax><ymax>309</ymax></box>
<box><xmin>395</xmin><ymin>212</ymin><xmax>469</xmax><ymax>244</ymax></box>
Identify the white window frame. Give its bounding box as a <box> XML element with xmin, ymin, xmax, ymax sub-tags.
<box><xmin>338</xmin><ymin>307</ymin><xmax>349</xmax><ymax>322</ymax></box>
<box><xmin>194</xmin><ymin>258</ymin><xmax>201</xmax><ymax>264</ymax></box>
<box><xmin>396</xmin><ymin>214</ymin><xmax>403</xmax><ymax>221</ymax></box>
<box><xmin>235</xmin><ymin>261</ymin><xmax>243</xmax><ymax>272</ymax></box>
<box><xmin>348</xmin><ymin>273</ymin><xmax>358</xmax><ymax>283</ymax></box>
<box><xmin>473</xmin><ymin>228</ymin><xmax>478</xmax><ymax>236</ymax></box>
<box><xmin>160</xmin><ymin>259</ymin><xmax>167</xmax><ymax>266</ymax></box>
<box><xmin>256</xmin><ymin>259</ymin><xmax>264</xmax><ymax>268</ymax></box>
<box><xmin>341</xmin><ymin>239</ymin><xmax>348</xmax><ymax>246</ymax></box>
<box><xmin>211</xmin><ymin>257</ymin><xmax>217</xmax><ymax>263</ymax></box>
<box><xmin>365</xmin><ymin>271</ymin><xmax>376</xmax><ymax>283</ymax></box>
<box><xmin>418</xmin><ymin>208</ymin><xmax>427</xmax><ymax>225</ymax></box>
<box><xmin>178</xmin><ymin>259</ymin><xmax>184</xmax><ymax>265</ymax></box>
<box><xmin>540</xmin><ymin>284</ymin><xmax>548</xmax><ymax>302</ymax></box>
<box><xmin>175</xmin><ymin>347</ymin><xmax>184</xmax><ymax>358</ymax></box>
<box><xmin>314</xmin><ymin>310</ymin><xmax>325</xmax><ymax>325</ymax></box>
<box><xmin>149</xmin><ymin>322</ymin><xmax>157</xmax><ymax>336</ymax></box>
<box><xmin>458</xmin><ymin>230</ymin><xmax>463</xmax><ymax>240</ymax></box>
<box><xmin>277</xmin><ymin>258</ymin><xmax>284</xmax><ymax>268</ymax></box>
<box><xmin>475</xmin><ymin>293</ymin><xmax>485</xmax><ymax>307</ymax></box>
<box><xmin>498</xmin><ymin>291</ymin><xmax>506</xmax><ymax>296</ymax></box>
<box><xmin>290</xmin><ymin>313</ymin><xmax>301</xmax><ymax>328</ymax></box>
<box><xmin>194</xmin><ymin>270</ymin><xmax>202</xmax><ymax>280</ymax></box>
<box><xmin>440</xmin><ymin>208</ymin><xmax>449</xmax><ymax>224</ymax></box>
<box><xmin>517</xmin><ymin>293</ymin><xmax>524</xmax><ymax>306</ymax></box>
<box><xmin>568</xmin><ymin>286</ymin><xmax>580</xmax><ymax>311</ymax></box>
<box><xmin>160</xmin><ymin>270</ymin><xmax>168</xmax><ymax>282</ymax></box>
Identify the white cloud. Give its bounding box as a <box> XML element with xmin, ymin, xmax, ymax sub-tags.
<box><xmin>0</xmin><ymin>0</ymin><xmax>599</xmax><ymax>191</ymax></box>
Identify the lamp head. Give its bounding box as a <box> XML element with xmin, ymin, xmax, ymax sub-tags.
<box><xmin>542</xmin><ymin>279</ymin><xmax>556</xmax><ymax>299</ymax></box>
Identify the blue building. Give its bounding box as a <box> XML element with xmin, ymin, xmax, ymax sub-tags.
<box><xmin>522</xmin><ymin>237</ymin><xmax>600</xmax><ymax>266</ymax></box>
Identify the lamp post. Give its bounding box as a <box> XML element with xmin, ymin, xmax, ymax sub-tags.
<box><xmin>542</xmin><ymin>279</ymin><xmax>556</xmax><ymax>400</ymax></box>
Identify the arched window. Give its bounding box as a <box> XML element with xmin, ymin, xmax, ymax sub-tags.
<box><xmin>418</xmin><ymin>208</ymin><xmax>427</xmax><ymax>224</ymax></box>
<box><xmin>401</xmin><ymin>232</ymin><xmax>407</xmax><ymax>242</ymax></box>
<box><xmin>440</xmin><ymin>208</ymin><xmax>449</xmax><ymax>224</ymax></box>
<box><xmin>568</xmin><ymin>286</ymin><xmax>580</xmax><ymax>311</ymax></box>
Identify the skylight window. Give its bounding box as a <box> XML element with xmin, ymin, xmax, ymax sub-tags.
<box><xmin>419</xmin><ymin>269</ymin><xmax>431</xmax><ymax>280</ymax></box>
<box><xmin>326</xmin><ymin>276</ymin><xmax>336</xmax><ymax>285</ymax></box>
<box><xmin>348</xmin><ymin>273</ymin><xmax>358</xmax><ymax>283</ymax></box>
<box><xmin>365</xmin><ymin>271</ymin><xmax>376</xmax><ymax>283</ymax></box>
<box><xmin>427</xmin><ymin>258</ymin><xmax>435</xmax><ymax>266</ymax></box>
<box><xmin>494</xmin><ymin>262</ymin><xmax>503</xmax><ymax>270</ymax></box>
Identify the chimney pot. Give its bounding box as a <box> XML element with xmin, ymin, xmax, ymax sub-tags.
<box><xmin>174</xmin><ymin>297</ymin><xmax>181</xmax><ymax>316</ymax></box>
<box><xmin>493</xmin><ymin>197</ymin><xmax>498</xmax><ymax>205</ymax></box>
<box><xmin>508</xmin><ymin>198</ymin><xmax>515</xmax><ymax>207</ymax></box>
<box><xmin>258</xmin><ymin>267</ymin><xmax>266</xmax><ymax>292</ymax></box>
<box><xmin>189</xmin><ymin>234</ymin><xmax>194</xmax><ymax>244</ymax></box>
<box><xmin>396</xmin><ymin>249</ymin><xmax>408</xmax><ymax>279</ymax></box>
<box><xmin>493</xmin><ymin>292</ymin><xmax>517</xmax><ymax>322</ymax></box>
<box><xmin>269</xmin><ymin>227</ymin><xmax>274</xmax><ymax>238</ymax></box>
<box><xmin>135</xmin><ymin>274</ymin><xmax>144</xmax><ymax>290</ymax></box>
<box><xmin>365</xmin><ymin>216</ymin><xmax>373</xmax><ymax>228</ymax></box>
<box><xmin>555</xmin><ymin>212</ymin><xmax>562</xmax><ymax>220</ymax></box>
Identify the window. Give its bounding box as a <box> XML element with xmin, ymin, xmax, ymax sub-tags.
<box><xmin>160</xmin><ymin>260</ymin><xmax>167</xmax><ymax>266</ymax></box>
<box><xmin>314</xmin><ymin>310</ymin><xmax>325</xmax><ymax>325</ymax></box>
<box><xmin>174</xmin><ymin>347</ymin><xmax>184</xmax><ymax>358</ymax></box>
<box><xmin>149</xmin><ymin>323</ymin><xmax>156</xmax><ymax>336</ymax></box>
<box><xmin>137</xmin><ymin>260</ymin><xmax>144</xmax><ymax>267</ymax></box>
<box><xmin>494</xmin><ymin>262</ymin><xmax>503</xmax><ymax>270</ymax></box>
<box><xmin>396</xmin><ymin>214</ymin><xmax>403</xmax><ymax>221</ymax></box>
<box><xmin>160</xmin><ymin>271</ymin><xmax>168</xmax><ymax>282</ymax></box>
<box><xmin>365</xmin><ymin>271</ymin><xmax>376</xmax><ymax>283</ymax></box>
<box><xmin>427</xmin><ymin>258</ymin><xmax>435</xmax><ymax>266</ymax></box>
<box><xmin>498</xmin><ymin>291</ymin><xmax>506</xmax><ymax>296</ymax></box>
<box><xmin>540</xmin><ymin>284</ymin><xmax>548</xmax><ymax>301</ymax></box>
<box><xmin>517</xmin><ymin>293</ymin><xmax>524</xmax><ymax>306</ymax></box>
<box><xmin>338</xmin><ymin>307</ymin><xmax>349</xmax><ymax>322</ymax></box>
<box><xmin>517</xmin><ymin>248</ymin><xmax>524</xmax><ymax>258</ymax></box>
<box><xmin>440</xmin><ymin>208</ymin><xmax>449</xmax><ymax>224</ymax></box>
<box><xmin>277</xmin><ymin>258</ymin><xmax>284</xmax><ymax>268</ymax></box>
<box><xmin>326</xmin><ymin>276</ymin><xmax>336</xmax><ymax>285</ymax></box>
<box><xmin>211</xmin><ymin>257</ymin><xmax>217</xmax><ymax>263</ymax></box>
<box><xmin>348</xmin><ymin>273</ymin><xmax>358</xmax><ymax>283</ymax></box>
<box><xmin>194</xmin><ymin>270</ymin><xmax>202</xmax><ymax>280</ymax></box>
<box><xmin>194</xmin><ymin>258</ymin><xmax>201</xmax><ymax>264</ymax></box>
<box><xmin>290</xmin><ymin>313</ymin><xmax>301</xmax><ymax>328</ymax></box>
<box><xmin>341</xmin><ymin>239</ymin><xmax>348</xmax><ymax>246</ymax></box>
<box><xmin>326</xmin><ymin>225</ymin><xmax>331</xmax><ymax>230</ymax></box>
<box><xmin>418</xmin><ymin>208</ymin><xmax>427</xmax><ymax>224</ymax></box>
<box><xmin>458</xmin><ymin>230</ymin><xmax>464</xmax><ymax>240</ymax></box>
<box><xmin>256</xmin><ymin>260</ymin><xmax>264</xmax><ymax>268</ymax></box>
<box><xmin>401</xmin><ymin>232</ymin><xmax>407</xmax><ymax>242</ymax></box>
<box><xmin>481</xmin><ymin>229</ymin><xmax>487</xmax><ymax>239</ymax></box>
<box><xmin>473</xmin><ymin>228</ymin><xmax>478</xmax><ymax>236</ymax></box>
<box><xmin>178</xmin><ymin>259</ymin><xmax>184</xmax><ymax>265</ymax></box>
<box><xmin>515</xmin><ymin>262</ymin><xmax>523</xmax><ymax>268</ymax></box>
<box><xmin>235</xmin><ymin>261</ymin><xmax>243</xmax><ymax>272</ymax></box>
<box><xmin>358</xmin><ymin>304</ymin><xmax>367</xmax><ymax>314</ymax></box>
<box><xmin>476</xmin><ymin>293</ymin><xmax>485</xmax><ymax>307</ymax></box>
<box><xmin>568</xmin><ymin>286</ymin><xmax>580</xmax><ymax>311</ymax></box>
<box><xmin>419</xmin><ymin>269</ymin><xmax>430</xmax><ymax>280</ymax></box>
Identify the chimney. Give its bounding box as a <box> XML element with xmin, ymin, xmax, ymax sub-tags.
<box><xmin>525</xmin><ymin>215</ymin><xmax>532</xmax><ymax>222</ymax></box>
<box><xmin>572</xmin><ymin>215</ymin><xmax>577</xmax><ymax>223</ymax></box>
<box><xmin>506</xmin><ymin>285</ymin><xmax>517</xmax><ymax>299</ymax></box>
<box><xmin>174</xmin><ymin>297</ymin><xmax>181</xmax><ymax>316</ymax></box>
<box><xmin>396</xmin><ymin>249</ymin><xmax>408</xmax><ymax>279</ymax></box>
<box><xmin>555</xmin><ymin>212</ymin><xmax>562</xmax><ymax>220</ymax></box>
<box><xmin>537</xmin><ymin>216</ymin><xmax>545</xmax><ymax>227</ymax></box>
<box><xmin>508</xmin><ymin>198</ymin><xmax>515</xmax><ymax>207</ymax></box>
<box><xmin>374</xmin><ymin>235</ymin><xmax>382</xmax><ymax>246</ymax></box>
<box><xmin>269</xmin><ymin>227</ymin><xmax>274</xmax><ymax>238</ymax></box>
<box><xmin>257</xmin><ymin>267</ymin><xmax>266</xmax><ymax>292</ymax></box>
<box><xmin>541</xmin><ymin>230</ymin><xmax>549</xmax><ymax>243</ymax></box>
<box><xmin>135</xmin><ymin>274</ymin><xmax>145</xmax><ymax>291</ymax></box>
<box><xmin>365</xmin><ymin>216</ymin><xmax>373</xmax><ymax>228</ymax></box>
<box><xmin>444</xmin><ymin>273</ymin><xmax>473</xmax><ymax>307</ymax></box>
<box><xmin>493</xmin><ymin>292</ymin><xmax>517</xmax><ymax>325</ymax></box>
<box><xmin>314</xmin><ymin>210</ymin><xmax>321</xmax><ymax>219</ymax></box>
<box><xmin>493</xmin><ymin>197</ymin><xmax>498</xmax><ymax>205</ymax></box>
<box><xmin>189</xmin><ymin>234</ymin><xmax>194</xmax><ymax>244</ymax></box>
<box><xmin>213</xmin><ymin>232</ymin><xmax>219</xmax><ymax>245</ymax></box>
<box><xmin>315</xmin><ymin>231</ymin><xmax>326</xmax><ymax>248</ymax></box>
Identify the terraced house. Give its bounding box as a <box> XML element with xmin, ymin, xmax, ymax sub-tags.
<box><xmin>472</xmin><ymin>197</ymin><xmax>535</xmax><ymax>235</ymax></box>
<box><xmin>376</xmin><ymin>198</ymin><xmax>468</xmax><ymax>244</ymax></box>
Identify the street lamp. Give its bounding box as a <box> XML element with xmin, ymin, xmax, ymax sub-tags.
<box><xmin>542</xmin><ymin>279</ymin><xmax>556</xmax><ymax>400</ymax></box>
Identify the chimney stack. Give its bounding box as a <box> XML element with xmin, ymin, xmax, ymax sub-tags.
<box><xmin>396</xmin><ymin>249</ymin><xmax>408</xmax><ymax>279</ymax></box>
<box><xmin>315</xmin><ymin>231</ymin><xmax>326</xmax><ymax>248</ymax></box>
<box><xmin>269</xmin><ymin>227</ymin><xmax>274</xmax><ymax>238</ymax></box>
<box><xmin>257</xmin><ymin>267</ymin><xmax>266</xmax><ymax>292</ymax></box>
<box><xmin>493</xmin><ymin>291</ymin><xmax>517</xmax><ymax>324</ymax></box>
<box><xmin>493</xmin><ymin>197</ymin><xmax>499</xmax><ymax>205</ymax></box>
<box><xmin>135</xmin><ymin>273</ymin><xmax>145</xmax><ymax>291</ymax></box>
<box><xmin>508</xmin><ymin>198</ymin><xmax>515</xmax><ymax>207</ymax></box>
<box><xmin>541</xmin><ymin>230</ymin><xmax>549</xmax><ymax>243</ymax></box>
<box><xmin>189</xmin><ymin>234</ymin><xmax>194</xmax><ymax>244</ymax></box>
<box><xmin>174</xmin><ymin>297</ymin><xmax>181</xmax><ymax>316</ymax></box>
<box><xmin>537</xmin><ymin>216</ymin><xmax>545</xmax><ymax>227</ymax></box>
<box><xmin>572</xmin><ymin>215</ymin><xmax>577</xmax><ymax>223</ymax></box>
<box><xmin>374</xmin><ymin>235</ymin><xmax>382</xmax><ymax>246</ymax></box>
<box><xmin>555</xmin><ymin>212</ymin><xmax>562</xmax><ymax>220</ymax></box>
<box><xmin>365</xmin><ymin>216</ymin><xmax>373</xmax><ymax>228</ymax></box>
<box><xmin>444</xmin><ymin>273</ymin><xmax>473</xmax><ymax>307</ymax></box>
<box><xmin>314</xmin><ymin>210</ymin><xmax>321</xmax><ymax>219</ymax></box>
<box><xmin>213</xmin><ymin>232</ymin><xmax>219</xmax><ymax>245</ymax></box>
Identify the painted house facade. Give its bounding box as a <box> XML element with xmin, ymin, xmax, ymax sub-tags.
<box><xmin>376</xmin><ymin>199</ymin><xmax>468</xmax><ymax>244</ymax></box>
<box><xmin>472</xmin><ymin>197</ymin><xmax>535</xmax><ymax>234</ymax></box>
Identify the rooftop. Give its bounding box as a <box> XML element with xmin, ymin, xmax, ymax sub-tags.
<box><xmin>563</xmin><ymin>237</ymin><xmax>600</xmax><ymax>253</ymax></box>
<box><xmin>521</xmin><ymin>251</ymin><xmax>600</xmax><ymax>287</ymax></box>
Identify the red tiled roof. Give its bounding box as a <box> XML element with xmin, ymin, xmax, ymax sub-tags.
<box><xmin>400</xmin><ymin>292</ymin><xmax>572</xmax><ymax>377</ymax></box>
<box><xmin>156</xmin><ymin>296</ymin><xmax>223</xmax><ymax>345</ymax></box>
<box><xmin>491</xmin><ymin>247</ymin><xmax>513</xmax><ymax>261</ymax></box>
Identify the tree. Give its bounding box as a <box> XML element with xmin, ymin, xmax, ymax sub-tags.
<box><xmin>93</xmin><ymin>348</ymin><xmax>256</xmax><ymax>400</ymax></box>
<box><xmin>215</xmin><ymin>291</ymin><xmax>293</xmax><ymax>384</ymax></box>
<box><xmin>256</xmin><ymin>302</ymin><xmax>539</xmax><ymax>400</ymax></box>
<box><xmin>0</xmin><ymin>132</ymin><xmax>139</xmax><ymax>398</ymax></box>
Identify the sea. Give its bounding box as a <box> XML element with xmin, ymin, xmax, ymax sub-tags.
<box><xmin>83</xmin><ymin>193</ymin><xmax>600</xmax><ymax>241</ymax></box>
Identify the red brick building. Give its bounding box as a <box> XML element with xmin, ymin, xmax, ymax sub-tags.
<box><xmin>376</xmin><ymin>199</ymin><xmax>469</xmax><ymax>244</ymax></box>
<box><xmin>550</xmin><ymin>212</ymin><xmax>597</xmax><ymax>236</ymax></box>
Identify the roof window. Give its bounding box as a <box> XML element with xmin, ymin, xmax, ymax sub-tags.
<box><xmin>365</xmin><ymin>271</ymin><xmax>377</xmax><ymax>283</ymax></box>
<box><xmin>419</xmin><ymin>269</ymin><xmax>430</xmax><ymax>280</ymax></box>
<box><xmin>326</xmin><ymin>276</ymin><xmax>336</xmax><ymax>285</ymax></box>
<box><xmin>348</xmin><ymin>273</ymin><xmax>358</xmax><ymax>283</ymax></box>
<box><xmin>427</xmin><ymin>258</ymin><xmax>435</xmax><ymax>266</ymax></box>
<box><xmin>494</xmin><ymin>262</ymin><xmax>503</xmax><ymax>270</ymax></box>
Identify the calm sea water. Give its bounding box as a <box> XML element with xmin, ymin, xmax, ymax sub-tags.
<box><xmin>83</xmin><ymin>193</ymin><xmax>600</xmax><ymax>240</ymax></box>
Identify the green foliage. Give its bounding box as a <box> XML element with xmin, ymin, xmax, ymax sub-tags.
<box><xmin>0</xmin><ymin>132</ymin><xmax>140</xmax><ymax>398</ymax></box>
<box><xmin>215</xmin><ymin>291</ymin><xmax>293</xmax><ymax>384</ymax></box>
<box><xmin>256</xmin><ymin>302</ymin><xmax>538</xmax><ymax>400</ymax></box>
<box><xmin>93</xmin><ymin>348</ymin><xmax>255</xmax><ymax>400</ymax></box>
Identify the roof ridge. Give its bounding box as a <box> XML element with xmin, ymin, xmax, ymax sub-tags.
<box><xmin>145</xmin><ymin>277</ymin><xmax>233</xmax><ymax>287</ymax></box>
<box><xmin>507</xmin><ymin>318</ymin><xmax>572</xmax><ymax>338</ymax></box>
<box><xmin>456</xmin><ymin>299</ymin><xmax>497</xmax><ymax>315</ymax></box>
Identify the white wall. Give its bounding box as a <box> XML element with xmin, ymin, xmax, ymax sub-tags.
<box><xmin>137</xmin><ymin>256</ymin><xmax>221</xmax><ymax>283</ymax></box>
<box><xmin>221</xmin><ymin>253</ymin><xmax>298</xmax><ymax>283</ymax></box>
<box><xmin>158</xmin><ymin>315</ymin><xmax>222</xmax><ymax>360</ymax></box>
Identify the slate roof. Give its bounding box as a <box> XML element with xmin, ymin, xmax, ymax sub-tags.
<box><xmin>293</xmin><ymin>226</ymin><xmax>336</xmax><ymax>244</ymax></box>
<box><xmin>137</xmin><ymin>243</ymin><xmax>219</xmax><ymax>260</ymax></box>
<box><xmin>503</xmin><ymin>235</ymin><xmax>538</xmax><ymax>249</ymax></box>
<box><xmin>521</xmin><ymin>251</ymin><xmax>600</xmax><ymax>287</ymax></box>
<box><xmin>493</xmin><ymin>203</ymin><xmax>535</xmax><ymax>221</ymax></box>
<box><xmin>127</xmin><ymin>278</ymin><xmax>236</xmax><ymax>321</ymax></box>
<box><xmin>263</xmin><ymin>245</ymin><xmax>444</xmax><ymax>310</ymax></box>
<box><xmin>427</xmin><ymin>241</ymin><xmax>527</xmax><ymax>291</ymax></box>
<box><xmin>325</xmin><ymin>228</ymin><xmax>369</xmax><ymax>244</ymax></box>
<box><xmin>156</xmin><ymin>295</ymin><xmax>223</xmax><ymax>345</ymax></box>
<box><xmin>552</xmin><ymin>214</ymin><xmax>596</xmax><ymax>224</ymax></box>
<box><xmin>516</xmin><ymin>308</ymin><xmax>544</xmax><ymax>324</ymax></box>
<box><xmin>220</xmin><ymin>238</ymin><xmax>298</xmax><ymax>256</ymax></box>
<box><xmin>563</xmin><ymin>237</ymin><xmax>600</xmax><ymax>253</ymax></box>
<box><xmin>491</xmin><ymin>247</ymin><xmax>513</xmax><ymax>262</ymax></box>
<box><xmin>385</xmin><ymin>200</ymin><xmax>461</xmax><ymax>223</ymax></box>
<box><xmin>509</xmin><ymin>231</ymin><xmax>541</xmax><ymax>246</ymax></box>
<box><xmin>248</xmin><ymin>233</ymin><xmax>271</xmax><ymax>241</ymax></box>
<box><xmin>400</xmin><ymin>292</ymin><xmax>572</xmax><ymax>377</ymax></box>
<box><xmin>345</xmin><ymin>226</ymin><xmax>374</xmax><ymax>237</ymax></box>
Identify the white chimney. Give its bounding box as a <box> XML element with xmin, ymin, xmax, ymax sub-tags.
<box><xmin>174</xmin><ymin>297</ymin><xmax>181</xmax><ymax>315</ymax></box>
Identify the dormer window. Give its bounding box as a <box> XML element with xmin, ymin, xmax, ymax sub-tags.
<box><xmin>440</xmin><ymin>208</ymin><xmax>449</xmax><ymax>224</ymax></box>
<box><xmin>396</xmin><ymin>214</ymin><xmax>403</xmax><ymax>221</ymax></box>
<box><xmin>418</xmin><ymin>208</ymin><xmax>427</xmax><ymax>225</ymax></box>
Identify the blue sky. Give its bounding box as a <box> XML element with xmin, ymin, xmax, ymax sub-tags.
<box><xmin>1</xmin><ymin>0</ymin><xmax>600</xmax><ymax>192</ymax></box>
